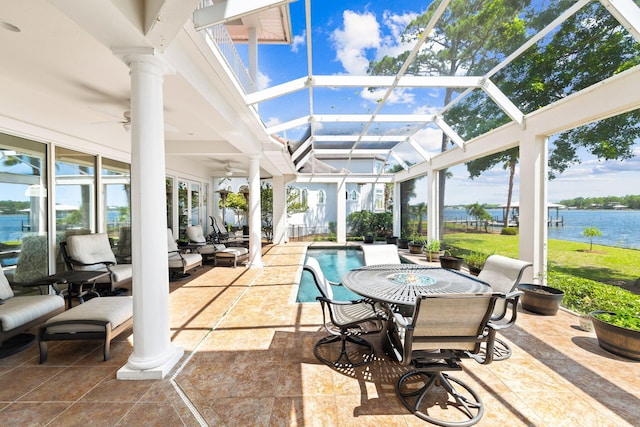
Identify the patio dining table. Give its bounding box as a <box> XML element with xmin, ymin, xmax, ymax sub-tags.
<box><xmin>341</xmin><ymin>264</ymin><xmax>492</xmax><ymax>306</ymax></box>
<box><xmin>342</xmin><ymin>264</ymin><xmax>492</xmax><ymax>360</ymax></box>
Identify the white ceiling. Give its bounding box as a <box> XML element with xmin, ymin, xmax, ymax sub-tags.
<box><xmin>0</xmin><ymin>0</ymin><xmax>293</xmax><ymax>179</ymax></box>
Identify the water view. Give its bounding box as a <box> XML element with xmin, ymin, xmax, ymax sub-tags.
<box><xmin>445</xmin><ymin>208</ymin><xmax>640</xmax><ymax>249</ymax></box>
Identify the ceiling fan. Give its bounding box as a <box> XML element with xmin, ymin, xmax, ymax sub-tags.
<box><xmin>211</xmin><ymin>161</ymin><xmax>247</xmax><ymax>176</ymax></box>
<box><xmin>90</xmin><ymin>108</ymin><xmax>131</xmax><ymax>131</ymax></box>
<box><xmin>90</xmin><ymin>108</ymin><xmax>180</xmax><ymax>133</ymax></box>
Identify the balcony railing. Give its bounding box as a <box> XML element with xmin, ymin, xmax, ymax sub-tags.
<box><xmin>196</xmin><ymin>1</ymin><xmax>255</xmax><ymax>94</ymax></box>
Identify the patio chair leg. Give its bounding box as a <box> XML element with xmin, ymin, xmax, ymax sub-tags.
<box><xmin>313</xmin><ymin>334</ymin><xmax>374</xmax><ymax>368</ymax></box>
<box><xmin>397</xmin><ymin>371</ymin><xmax>484</xmax><ymax>427</ymax></box>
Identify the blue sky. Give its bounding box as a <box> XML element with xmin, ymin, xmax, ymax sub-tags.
<box><xmin>246</xmin><ymin>1</ymin><xmax>640</xmax><ymax>205</ymax></box>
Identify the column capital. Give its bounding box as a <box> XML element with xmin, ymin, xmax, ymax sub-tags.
<box><xmin>113</xmin><ymin>48</ymin><xmax>174</xmax><ymax>75</ymax></box>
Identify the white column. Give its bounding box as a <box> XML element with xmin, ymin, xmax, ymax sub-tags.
<box><xmin>393</xmin><ymin>180</ymin><xmax>401</xmax><ymax>237</ymax></box>
<box><xmin>427</xmin><ymin>169</ymin><xmax>439</xmax><ymax>242</ymax></box>
<box><xmin>336</xmin><ymin>180</ymin><xmax>346</xmax><ymax>244</ymax></box>
<box><xmin>247</xmin><ymin>155</ymin><xmax>263</xmax><ymax>268</ymax></box>
<box><xmin>518</xmin><ymin>135</ymin><xmax>548</xmax><ymax>284</ymax></box>
<box><xmin>248</xmin><ymin>27</ymin><xmax>258</xmax><ymax>87</ymax></box>
<box><xmin>272</xmin><ymin>175</ymin><xmax>287</xmax><ymax>244</ymax></box>
<box><xmin>117</xmin><ymin>54</ymin><xmax>183</xmax><ymax>380</ymax></box>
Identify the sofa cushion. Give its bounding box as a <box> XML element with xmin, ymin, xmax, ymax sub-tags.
<box><xmin>0</xmin><ymin>295</ymin><xmax>64</xmax><ymax>332</ymax></box>
<box><xmin>0</xmin><ymin>269</ymin><xmax>14</xmax><ymax>300</ymax></box>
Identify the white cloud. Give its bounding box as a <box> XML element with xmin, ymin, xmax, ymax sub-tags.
<box><xmin>377</xmin><ymin>11</ymin><xmax>418</xmax><ymax>59</ymax></box>
<box><xmin>331</xmin><ymin>10</ymin><xmax>381</xmax><ymax>75</ymax></box>
<box><xmin>291</xmin><ymin>30</ymin><xmax>306</xmax><ymax>53</ymax></box>
<box><xmin>256</xmin><ymin>70</ymin><xmax>271</xmax><ymax>91</ymax></box>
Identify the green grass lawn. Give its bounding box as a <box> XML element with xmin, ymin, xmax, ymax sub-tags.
<box><xmin>443</xmin><ymin>232</ymin><xmax>640</xmax><ymax>289</ymax></box>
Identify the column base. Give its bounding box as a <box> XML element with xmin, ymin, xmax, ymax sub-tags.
<box><xmin>116</xmin><ymin>346</ymin><xmax>184</xmax><ymax>380</ymax></box>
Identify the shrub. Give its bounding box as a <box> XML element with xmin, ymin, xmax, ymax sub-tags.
<box><xmin>501</xmin><ymin>227</ymin><xmax>518</xmax><ymax>235</ymax></box>
<box><xmin>548</xmin><ymin>271</ymin><xmax>640</xmax><ymax>330</ymax></box>
<box><xmin>463</xmin><ymin>251</ymin><xmax>489</xmax><ymax>270</ymax></box>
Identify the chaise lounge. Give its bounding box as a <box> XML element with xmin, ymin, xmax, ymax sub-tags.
<box><xmin>0</xmin><ymin>268</ymin><xmax>65</xmax><ymax>358</ymax></box>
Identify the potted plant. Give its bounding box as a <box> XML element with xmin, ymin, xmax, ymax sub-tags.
<box><xmin>424</xmin><ymin>239</ymin><xmax>444</xmax><ymax>262</ymax></box>
<box><xmin>518</xmin><ymin>281</ymin><xmax>565</xmax><ymax>316</ymax></box>
<box><xmin>463</xmin><ymin>251</ymin><xmax>488</xmax><ymax>276</ymax></box>
<box><xmin>385</xmin><ymin>234</ymin><xmax>398</xmax><ymax>245</ymax></box>
<box><xmin>589</xmin><ymin>310</ymin><xmax>640</xmax><ymax>360</ymax></box>
<box><xmin>176</xmin><ymin>238</ymin><xmax>190</xmax><ymax>248</ymax></box>
<box><xmin>408</xmin><ymin>233</ymin><xmax>425</xmax><ymax>254</ymax></box>
<box><xmin>397</xmin><ymin>233</ymin><xmax>409</xmax><ymax>249</ymax></box>
<box><xmin>439</xmin><ymin>249</ymin><xmax>464</xmax><ymax>270</ymax></box>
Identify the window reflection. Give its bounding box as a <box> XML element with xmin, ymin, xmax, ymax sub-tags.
<box><xmin>0</xmin><ymin>135</ymin><xmax>48</xmax><ymax>281</ymax></box>
<box><xmin>55</xmin><ymin>147</ymin><xmax>95</xmax><ymax>237</ymax></box>
<box><xmin>102</xmin><ymin>158</ymin><xmax>130</xmax><ymax>263</ymax></box>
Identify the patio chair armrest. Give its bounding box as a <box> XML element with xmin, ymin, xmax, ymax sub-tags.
<box><xmin>493</xmin><ymin>292</ymin><xmax>522</xmax><ymax>329</ymax></box>
<box><xmin>67</xmin><ymin>257</ymin><xmax>115</xmax><ymax>269</ymax></box>
<box><xmin>327</xmin><ymin>279</ymin><xmax>341</xmax><ymax>287</ymax></box>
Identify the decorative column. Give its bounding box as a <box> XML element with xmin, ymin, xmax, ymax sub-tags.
<box><xmin>518</xmin><ymin>134</ymin><xmax>548</xmax><ymax>284</ymax></box>
<box><xmin>247</xmin><ymin>154</ymin><xmax>263</xmax><ymax>268</ymax></box>
<box><xmin>117</xmin><ymin>53</ymin><xmax>183</xmax><ymax>380</ymax></box>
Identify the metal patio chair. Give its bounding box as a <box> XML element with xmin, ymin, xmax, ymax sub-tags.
<box><xmin>304</xmin><ymin>256</ymin><xmax>385</xmax><ymax>367</ymax></box>
<box><xmin>391</xmin><ymin>293</ymin><xmax>502</xmax><ymax>426</ymax></box>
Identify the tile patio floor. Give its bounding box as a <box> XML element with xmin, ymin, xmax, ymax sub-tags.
<box><xmin>0</xmin><ymin>242</ymin><xmax>638</xmax><ymax>426</ymax></box>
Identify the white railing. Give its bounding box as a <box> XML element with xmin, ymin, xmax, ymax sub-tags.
<box><xmin>195</xmin><ymin>1</ymin><xmax>255</xmax><ymax>94</ymax></box>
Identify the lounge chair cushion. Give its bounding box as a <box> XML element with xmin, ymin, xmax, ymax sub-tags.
<box><xmin>0</xmin><ymin>295</ymin><xmax>65</xmax><ymax>332</ymax></box>
<box><xmin>168</xmin><ymin>252</ymin><xmax>202</xmax><ymax>269</ymax></box>
<box><xmin>0</xmin><ymin>272</ymin><xmax>14</xmax><ymax>300</ymax></box>
<box><xmin>42</xmin><ymin>296</ymin><xmax>132</xmax><ymax>334</ymax></box>
<box><xmin>66</xmin><ymin>233</ymin><xmax>117</xmax><ymax>270</ymax></box>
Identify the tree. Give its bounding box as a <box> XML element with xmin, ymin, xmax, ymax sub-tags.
<box><xmin>450</xmin><ymin>2</ymin><xmax>640</xmax><ymax>197</ymax></box>
<box><xmin>582</xmin><ymin>226</ymin><xmax>602</xmax><ymax>251</ymax></box>
<box><xmin>260</xmin><ymin>182</ymin><xmax>309</xmax><ymax>242</ymax></box>
<box><xmin>466</xmin><ymin>202</ymin><xmax>492</xmax><ymax>231</ymax></box>
<box><xmin>466</xmin><ymin>150</ymin><xmax>518</xmax><ymax>227</ymax></box>
<box><xmin>368</xmin><ymin>0</ymin><xmax>530</xmax><ymax>237</ymax></box>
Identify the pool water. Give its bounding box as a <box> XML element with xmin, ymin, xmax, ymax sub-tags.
<box><xmin>297</xmin><ymin>247</ymin><xmax>364</xmax><ymax>302</ymax></box>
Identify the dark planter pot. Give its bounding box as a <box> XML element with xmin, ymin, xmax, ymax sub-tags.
<box><xmin>397</xmin><ymin>238</ymin><xmax>409</xmax><ymax>249</ymax></box>
<box><xmin>408</xmin><ymin>244</ymin><xmax>423</xmax><ymax>254</ymax></box>
<box><xmin>468</xmin><ymin>266</ymin><xmax>482</xmax><ymax>276</ymax></box>
<box><xmin>590</xmin><ymin>311</ymin><xmax>640</xmax><ymax>361</ymax></box>
<box><xmin>386</xmin><ymin>236</ymin><xmax>398</xmax><ymax>245</ymax></box>
<box><xmin>439</xmin><ymin>255</ymin><xmax>464</xmax><ymax>270</ymax></box>
<box><xmin>363</xmin><ymin>234</ymin><xmax>375</xmax><ymax>244</ymax></box>
<box><xmin>518</xmin><ymin>284</ymin><xmax>564</xmax><ymax>316</ymax></box>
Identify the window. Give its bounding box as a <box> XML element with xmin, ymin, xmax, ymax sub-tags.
<box><xmin>374</xmin><ymin>186</ymin><xmax>384</xmax><ymax>211</ymax></box>
<box><xmin>55</xmin><ymin>147</ymin><xmax>95</xmax><ymax>235</ymax></box>
<box><xmin>102</xmin><ymin>158</ymin><xmax>130</xmax><ymax>261</ymax></box>
<box><xmin>0</xmin><ymin>134</ymin><xmax>48</xmax><ymax>279</ymax></box>
<box><xmin>301</xmin><ymin>188</ymin><xmax>308</xmax><ymax>206</ymax></box>
<box><xmin>318</xmin><ymin>189</ymin><xmax>325</xmax><ymax>204</ymax></box>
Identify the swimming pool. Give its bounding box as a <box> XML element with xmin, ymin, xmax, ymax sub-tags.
<box><xmin>297</xmin><ymin>247</ymin><xmax>364</xmax><ymax>302</ymax></box>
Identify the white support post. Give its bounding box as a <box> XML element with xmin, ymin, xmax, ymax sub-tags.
<box><xmin>117</xmin><ymin>54</ymin><xmax>183</xmax><ymax>380</ymax></box>
<box><xmin>247</xmin><ymin>155</ymin><xmax>263</xmax><ymax>268</ymax></box>
<box><xmin>336</xmin><ymin>180</ymin><xmax>346</xmax><ymax>244</ymax></box>
<box><xmin>518</xmin><ymin>135</ymin><xmax>548</xmax><ymax>284</ymax></box>
<box><xmin>393</xmin><ymin>180</ymin><xmax>401</xmax><ymax>237</ymax></box>
<box><xmin>427</xmin><ymin>169</ymin><xmax>439</xmax><ymax>242</ymax></box>
<box><xmin>272</xmin><ymin>175</ymin><xmax>287</xmax><ymax>244</ymax></box>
